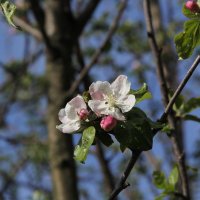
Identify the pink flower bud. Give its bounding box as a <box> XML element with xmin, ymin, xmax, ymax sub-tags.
<box><xmin>78</xmin><ymin>109</ymin><xmax>89</xmax><ymax>120</ymax></box>
<box><xmin>185</xmin><ymin>1</ymin><xmax>200</xmax><ymax>13</ymax></box>
<box><xmin>100</xmin><ymin>116</ymin><xmax>117</xmax><ymax>132</ymax></box>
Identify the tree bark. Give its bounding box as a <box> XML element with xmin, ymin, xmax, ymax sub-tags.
<box><xmin>45</xmin><ymin>1</ymin><xmax>79</xmax><ymax>200</ymax></box>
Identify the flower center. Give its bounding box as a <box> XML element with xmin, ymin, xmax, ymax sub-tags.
<box><xmin>106</xmin><ymin>95</ymin><xmax>116</xmax><ymax>107</ymax></box>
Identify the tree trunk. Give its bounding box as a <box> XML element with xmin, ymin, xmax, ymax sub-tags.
<box><xmin>45</xmin><ymin>1</ymin><xmax>79</xmax><ymax>200</ymax></box>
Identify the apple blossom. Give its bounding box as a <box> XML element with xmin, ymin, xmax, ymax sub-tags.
<box><xmin>88</xmin><ymin>75</ymin><xmax>136</xmax><ymax>121</ymax></box>
<box><xmin>185</xmin><ymin>0</ymin><xmax>200</xmax><ymax>13</ymax></box>
<box><xmin>56</xmin><ymin>95</ymin><xmax>88</xmax><ymax>133</ymax></box>
<box><xmin>100</xmin><ymin>115</ymin><xmax>117</xmax><ymax>132</ymax></box>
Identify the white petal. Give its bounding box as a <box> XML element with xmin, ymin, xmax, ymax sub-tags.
<box><xmin>65</xmin><ymin>104</ymin><xmax>79</xmax><ymax>121</ymax></box>
<box><xmin>88</xmin><ymin>100</ymin><xmax>110</xmax><ymax>115</ymax></box>
<box><xmin>68</xmin><ymin>95</ymin><xmax>86</xmax><ymax>112</ymax></box>
<box><xmin>58</xmin><ymin>108</ymin><xmax>69</xmax><ymax>123</ymax></box>
<box><xmin>89</xmin><ymin>81</ymin><xmax>112</xmax><ymax>100</ymax></box>
<box><xmin>107</xmin><ymin>107</ymin><xmax>125</xmax><ymax>121</ymax></box>
<box><xmin>111</xmin><ymin>75</ymin><xmax>131</xmax><ymax>98</ymax></box>
<box><xmin>56</xmin><ymin>121</ymin><xmax>80</xmax><ymax>133</ymax></box>
<box><xmin>88</xmin><ymin>100</ymin><xmax>125</xmax><ymax>121</ymax></box>
<box><xmin>116</xmin><ymin>94</ymin><xmax>136</xmax><ymax>113</ymax></box>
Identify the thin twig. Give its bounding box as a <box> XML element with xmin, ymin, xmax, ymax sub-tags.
<box><xmin>67</xmin><ymin>0</ymin><xmax>127</xmax><ymax>98</ymax></box>
<box><xmin>109</xmin><ymin>150</ymin><xmax>141</xmax><ymax>200</ymax></box>
<box><xmin>143</xmin><ymin>0</ymin><xmax>169</xmax><ymax>107</ymax></box>
<box><xmin>143</xmin><ymin>0</ymin><xmax>192</xmax><ymax>198</ymax></box>
<box><xmin>13</xmin><ymin>16</ymin><xmax>42</xmax><ymax>40</ymax></box>
<box><xmin>109</xmin><ymin>55</ymin><xmax>200</xmax><ymax>199</ymax></box>
<box><xmin>161</xmin><ymin>54</ymin><xmax>200</xmax><ymax>121</ymax></box>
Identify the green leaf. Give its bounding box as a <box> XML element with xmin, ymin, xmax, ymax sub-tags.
<box><xmin>182</xmin><ymin>97</ymin><xmax>200</xmax><ymax>114</ymax></box>
<box><xmin>96</xmin><ymin>132</ymin><xmax>114</xmax><ymax>147</ymax></box>
<box><xmin>168</xmin><ymin>166</ymin><xmax>179</xmax><ymax>186</ymax></box>
<box><xmin>82</xmin><ymin>91</ymin><xmax>91</xmax><ymax>103</ymax></box>
<box><xmin>182</xmin><ymin>4</ymin><xmax>200</xmax><ymax>19</ymax></box>
<box><xmin>136</xmin><ymin>91</ymin><xmax>152</xmax><ymax>104</ymax></box>
<box><xmin>161</xmin><ymin>124</ymin><xmax>174</xmax><ymax>134</ymax></box>
<box><xmin>153</xmin><ymin>171</ymin><xmax>167</xmax><ymax>189</ymax></box>
<box><xmin>174</xmin><ymin>19</ymin><xmax>200</xmax><ymax>59</ymax></box>
<box><xmin>172</xmin><ymin>94</ymin><xmax>185</xmax><ymax>112</ymax></box>
<box><xmin>130</xmin><ymin>83</ymin><xmax>152</xmax><ymax>104</ymax></box>
<box><xmin>74</xmin><ymin>126</ymin><xmax>96</xmax><ymax>163</ymax></box>
<box><xmin>114</xmin><ymin>107</ymin><xmax>155</xmax><ymax>151</ymax></box>
<box><xmin>0</xmin><ymin>0</ymin><xmax>19</xmax><ymax>29</ymax></box>
<box><xmin>183</xmin><ymin>114</ymin><xmax>200</xmax><ymax>123</ymax></box>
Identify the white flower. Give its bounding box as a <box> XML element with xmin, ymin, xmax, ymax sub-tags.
<box><xmin>56</xmin><ymin>95</ymin><xmax>88</xmax><ymax>133</ymax></box>
<box><xmin>88</xmin><ymin>75</ymin><xmax>136</xmax><ymax>121</ymax></box>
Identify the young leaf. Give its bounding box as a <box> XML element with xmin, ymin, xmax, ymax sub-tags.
<box><xmin>74</xmin><ymin>126</ymin><xmax>96</xmax><ymax>163</ymax></box>
<box><xmin>0</xmin><ymin>0</ymin><xmax>19</xmax><ymax>29</ymax></box>
<box><xmin>168</xmin><ymin>166</ymin><xmax>179</xmax><ymax>186</ymax></box>
<box><xmin>130</xmin><ymin>83</ymin><xmax>152</xmax><ymax>104</ymax></box>
<box><xmin>183</xmin><ymin>114</ymin><xmax>200</xmax><ymax>123</ymax></box>
<box><xmin>153</xmin><ymin>171</ymin><xmax>167</xmax><ymax>189</ymax></box>
<box><xmin>174</xmin><ymin>19</ymin><xmax>200</xmax><ymax>59</ymax></box>
<box><xmin>182</xmin><ymin>97</ymin><xmax>200</xmax><ymax>114</ymax></box>
<box><xmin>161</xmin><ymin>124</ymin><xmax>174</xmax><ymax>134</ymax></box>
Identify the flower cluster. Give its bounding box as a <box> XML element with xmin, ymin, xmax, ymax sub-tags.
<box><xmin>56</xmin><ymin>75</ymin><xmax>136</xmax><ymax>133</ymax></box>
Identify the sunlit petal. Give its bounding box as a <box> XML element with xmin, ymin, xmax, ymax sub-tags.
<box><xmin>89</xmin><ymin>81</ymin><xmax>112</xmax><ymax>100</ymax></box>
<box><xmin>88</xmin><ymin>100</ymin><xmax>110</xmax><ymax>115</ymax></box>
<box><xmin>117</xmin><ymin>94</ymin><xmax>136</xmax><ymax>113</ymax></box>
<box><xmin>111</xmin><ymin>75</ymin><xmax>131</xmax><ymax>98</ymax></box>
<box><xmin>56</xmin><ymin>121</ymin><xmax>80</xmax><ymax>133</ymax></box>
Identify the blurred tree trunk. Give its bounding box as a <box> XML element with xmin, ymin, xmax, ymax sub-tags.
<box><xmin>45</xmin><ymin>1</ymin><xmax>79</xmax><ymax>200</ymax></box>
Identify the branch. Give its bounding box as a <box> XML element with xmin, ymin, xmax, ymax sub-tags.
<box><xmin>29</xmin><ymin>0</ymin><xmax>52</xmax><ymax>49</ymax></box>
<box><xmin>160</xmin><ymin>54</ymin><xmax>200</xmax><ymax>121</ymax></box>
<box><xmin>67</xmin><ymin>0</ymin><xmax>127</xmax><ymax>98</ymax></box>
<box><xmin>77</xmin><ymin>0</ymin><xmax>102</xmax><ymax>35</ymax></box>
<box><xmin>13</xmin><ymin>16</ymin><xmax>42</xmax><ymax>40</ymax></box>
<box><xmin>143</xmin><ymin>0</ymin><xmax>169</xmax><ymax>107</ymax></box>
<box><xmin>143</xmin><ymin>0</ymin><xmax>193</xmax><ymax>198</ymax></box>
<box><xmin>108</xmin><ymin>55</ymin><xmax>199</xmax><ymax>199</ymax></box>
<box><xmin>108</xmin><ymin>150</ymin><xmax>141</xmax><ymax>200</ymax></box>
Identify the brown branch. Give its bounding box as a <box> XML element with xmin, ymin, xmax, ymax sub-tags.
<box><xmin>143</xmin><ymin>0</ymin><xmax>192</xmax><ymax>199</ymax></box>
<box><xmin>109</xmin><ymin>150</ymin><xmax>141</xmax><ymax>200</ymax></box>
<box><xmin>160</xmin><ymin>54</ymin><xmax>200</xmax><ymax>121</ymax></box>
<box><xmin>13</xmin><ymin>16</ymin><xmax>42</xmax><ymax>40</ymax></box>
<box><xmin>77</xmin><ymin>0</ymin><xmax>102</xmax><ymax>35</ymax></box>
<box><xmin>29</xmin><ymin>0</ymin><xmax>52</xmax><ymax>49</ymax></box>
<box><xmin>67</xmin><ymin>0</ymin><xmax>127</xmax><ymax>98</ymax></box>
<box><xmin>143</xmin><ymin>0</ymin><xmax>169</xmax><ymax>107</ymax></box>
